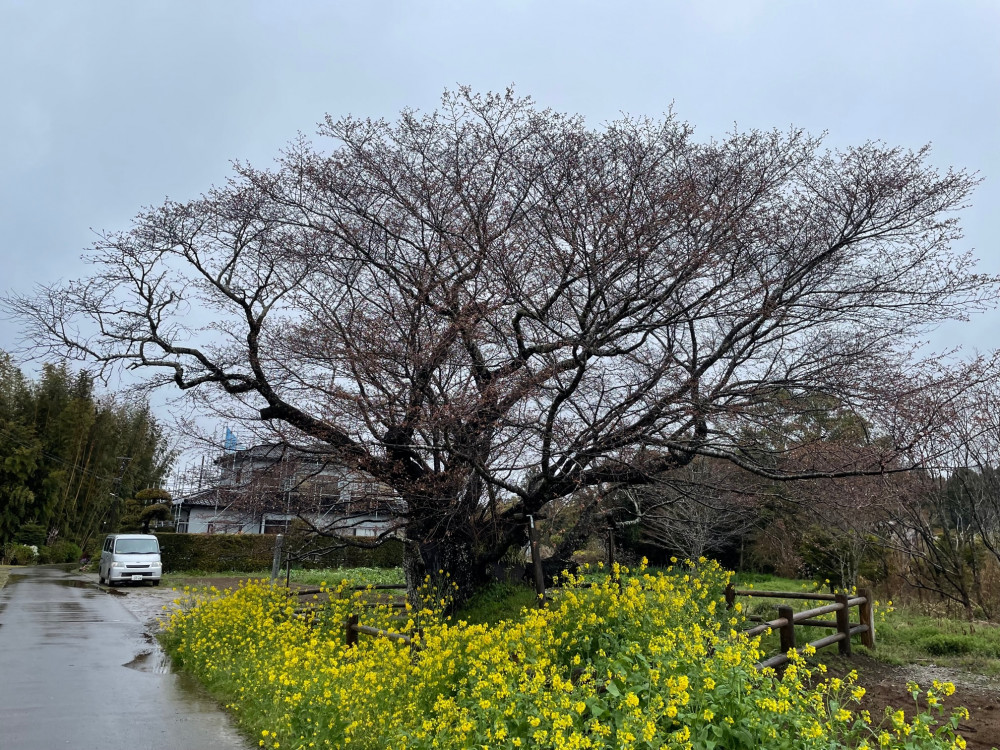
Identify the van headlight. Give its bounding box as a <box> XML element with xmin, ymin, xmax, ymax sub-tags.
<box><xmin>152</xmin><ymin>562</ymin><xmax>162</xmax><ymax>568</ymax></box>
<box><xmin>112</xmin><ymin>562</ymin><xmax>125</xmax><ymax>568</ymax></box>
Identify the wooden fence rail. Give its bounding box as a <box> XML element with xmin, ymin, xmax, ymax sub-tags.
<box><xmin>288</xmin><ymin>584</ymin><xmax>410</xmax><ymax>619</ymax></box>
<box><xmin>344</xmin><ymin>613</ymin><xmax>422</xmax><ymax>649</ymax></box>
<box><xmin>332</xmin><ymin>581</ymin><xmax>875</xmax><ymax>672</ymax></box>
<box><xmin>291</xmin><ymin>583</ymin><xmax>408</xmax><ymax>597</ymax></box>
<box><xmin>725</xmin><ymin>584</ymin><xmax>875</xmax><ymax>669</ymax></box>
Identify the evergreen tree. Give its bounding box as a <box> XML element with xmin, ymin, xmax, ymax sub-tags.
<box><xmin>0</xmin><ymin>351</ymin><xmax>175</xmax><ymax>550</ymax></box>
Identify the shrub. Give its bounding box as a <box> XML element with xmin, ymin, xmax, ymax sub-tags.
<box><xmin>140</xmin><ymin>503</ymin><xmax>171</xmax><ymax>533</ymax></box>
<box><xmin>2</xmin><ymin>543</ymin><xmax>37</xmax><ymax>565</ymax></box>
<box><xmin>154</xmin><ymin>533</ymin><xmax>403</xmax><ymax>573</ymax></box>
<box><xmin>799</xmin><ymin>525</ymin><xmax>858</xmax><ymax>590</ymax></box>
<box><xmin>135</xmin><ymin>488</ymin><xmax>172</xmax><ymax>503</ymax></box>
<box><xmin>164</xmin><ymin>561</ymin><xmax>970</xmax><ymax>749</ymax></box>
<box><xmin>920</xmin><ymin>634</ymin><xmax>974</xmax><ymax>656</ymax></box>
<box><xmin>49</xmin><ymin>540</ymin><xmax>83</xmax><ymax>563</ymax></box>
<box><xmin>39</xmin><ymin>541</ymin><xmax>83</xmax><ymax>564</ymax></box>
<box><xmin>155</xmin><ymin>534</ymin><xmax>272</xmax><ymax>572</ymax></box>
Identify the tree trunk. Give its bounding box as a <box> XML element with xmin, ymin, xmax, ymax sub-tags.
<box><xmin>402</xmin><ymin>534</ymin><xmax>493</xmax><ymax>612</ymax></box>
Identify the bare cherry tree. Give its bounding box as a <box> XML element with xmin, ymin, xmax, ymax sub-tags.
<box><xmin>614</xmin><ymin>458</ymin><xmax>758</xmax><ymax>562</ymax></box>
<box><xmin>946</xmin><ymin>384</ymin><xmax>1000</xmax><ymax>573</ymax></box>
<box><xmin>882</xmin><ymin>470</ymin><xmax>989</xmax><ymax>619</ymax></box>
<box><xmin>881</xmin><ymin>383</ymin><xmax>1000</xmax><ymax>618</ymax></box>
<box><xmin>7</xmin><ymin>88</ymin><xmax>997</xmax><ymax>602</ymax></box>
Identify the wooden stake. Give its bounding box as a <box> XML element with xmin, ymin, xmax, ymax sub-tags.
<box><xmin>857</xmin><ymin>588</ymin><xmax>875</xmax><ymax>650</ymax></box>
<box><xmin>778</xmin><ymin>605</ymin><xmax>796</xmax><ymax>655</ymax></box>
<box><xmin>346</xmin><ymin>613</ymin><xmax>359</xmax><ymax>647</ymax></box>
<box><xmin>835</xmin><ymin>593</ymin><xmax>852</xmax><ymax>656</ymax></box>
<box><xmin>528</xmin><ymin>515</ymin><xmax>545</xmax><ymax>604</ymax></box>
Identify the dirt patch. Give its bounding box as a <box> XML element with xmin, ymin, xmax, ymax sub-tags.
<box><xmin>822</xmin><ymin>654</ymin><xmax>1000</xmax><ymax>749</ymax></box>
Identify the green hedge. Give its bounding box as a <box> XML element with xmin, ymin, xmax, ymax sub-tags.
<box><xmin>154</xmin><ymin>533</ymin><xmax>403</xmax><ymax>573</ymax></box>
<box><xmin>39</xmin><ymin>540</ymin><xmax>83</xmax><ymax>564</ymax></box>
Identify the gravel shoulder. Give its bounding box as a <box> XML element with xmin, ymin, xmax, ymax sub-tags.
<box><xmin>823</xmin><ymin>654</ymin><xmax>1000</xmax><ymax>749</ymax></box>
<box><xmin>76</xmin><ymin>570</ymin><xmax>186</xmax><ymax>632</ymax></box>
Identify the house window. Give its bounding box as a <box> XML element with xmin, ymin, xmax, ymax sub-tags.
<box><xmin>317</xmin><ymin>480</ymin><xmax>340</xmax><ymax>509</ymax></box>
<box><xmin>207</xmin><ymin>522</ymin><xmax>241</xmax><ymax>534</ymax></box>
<box><xmin>263</xmin><ymin>519</ymin><xmax>289</xmax><ymax>535</ymax></box>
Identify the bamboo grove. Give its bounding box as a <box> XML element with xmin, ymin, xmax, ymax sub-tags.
<box><xmin>0</xmin><ymin>351</ymin><xmax>174</xmax><ymax>552</ymax></box>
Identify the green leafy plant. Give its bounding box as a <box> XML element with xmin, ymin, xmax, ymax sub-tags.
<box><xmin>164</xmin><ymin>561</ymin><xmax>972</xmax><ymax>749</ymax></box>
<box><xmin>2</xmin><ymin>543</ymin><xmax>37</xmax><ymax>565</ymax></box>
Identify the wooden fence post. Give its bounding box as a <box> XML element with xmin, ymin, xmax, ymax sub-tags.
<box><xmin>607</xmin><ymin>525</ymin><xmax>616</xmax><ymax>570</ymax></box>
<box><xmin>858</xmin><ymin>588</ymin><xmax>876</xmax><ymax>650</ymax></box>
<box><xmin>835</xmin><ymin>593</ymin><xmax>852</xmax><ymax>656</ymax></box>
<box><xmin>778</xmin><ymin>605</ymin><xmax>795</xmax><ymax>655</ymax></box>
<box><xmin>724</xmin><ymin>583</ymin><xmax>736</xmax><ymax>609</ymax></box>
<box><xmin>346</xmin><ymin>613</ymin><xmax>359</xmax><ymax>648</ymax></box>
<box><xmin>528</xmin><ymin>515</ymin><xmax>546</xmax><ymax>604</ymax></box>
<box><xmin>270</xmin><ymin>533</ymin><xmax>284</xmax><ymax>582</ymax></box>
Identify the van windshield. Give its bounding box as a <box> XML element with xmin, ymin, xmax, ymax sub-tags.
<box><xmin>114</xmin><ymin>539</ymin><xmax>159</xmax><ymax>554</ymax></box>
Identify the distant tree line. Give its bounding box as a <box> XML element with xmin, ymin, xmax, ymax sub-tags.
<box><xmin>592</xmin><ymin>388</ymin><xmax>1000</xmax><ymax>621</ymax></box>
<box><xmin>0</xmin><ymin>352</ymin><xmax>174</xmax><ymax>558</ymax></box>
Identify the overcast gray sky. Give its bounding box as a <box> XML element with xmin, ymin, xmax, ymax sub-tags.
<box><xmin>2</xmin><ymin>0</ymin><xmax>998</xmax><ymax>363</ymax></box>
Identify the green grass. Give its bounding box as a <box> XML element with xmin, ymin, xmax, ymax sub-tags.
<box><xmin>732</xmin><ymin>572</ymin><xmax>807</xmax><ymax>587</ymax></box>
<box><xmin>729</xmin><ymin>572</ymin><xmax>836</xmax><ymax>627</ymax></box>
<box><xmin>456</xmin><ymin>582</ymin><xmax>541</xmax><ymax>626</ymax></box>
<box><xmin>728</xmin><ymin>573</ymin><xmax>1000</xmax><ymax>676</ymax></box>
<box><xmin>0</xmin><ymin>565</ymin><xmax>11</xmax><ymax>589</ymax></box>
<box><xmin>872</xmin><ymin>610</ymin><xmax>1000</xmax><ymax>675</ymax></box>
<box><xmin>162</xmin><ymin>566</ymin><xmax>405</xmax><ymax>588</ymax></box>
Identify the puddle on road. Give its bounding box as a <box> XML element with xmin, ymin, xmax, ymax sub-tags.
<box><xmin>24</xmin><ymin>600</ymin><xmax>112</xmax><ymax>624</ymax></box>
<box><xmin>46</xmin><ymin>577</ymin><xmax>102</xmax><ymax>597</ymax></box>
<box><xmin>124</xmin><ymin>648</ymin><xmax>174</xmax><ymax>674</ymax></box>
<box><xmin>48</xmin><ymin>577</ymin><xmax>97</xmax><ymax>589</ymax></box>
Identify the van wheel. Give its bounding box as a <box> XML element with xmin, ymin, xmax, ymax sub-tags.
<box><xmin>152</xmin><ymin>580</ymin><xmax>160</xmax><ymax>586</ymax></box>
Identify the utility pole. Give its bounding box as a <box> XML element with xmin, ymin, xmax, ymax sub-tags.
<box><xmin>80</xmin><ymin>456</ymin><xmax>132</xmax><ymax>553</ymax></box>
<box><xmin>104</xmin><ymin>456</ymin><xmax>132</xmax><ymax>532</ymax></box>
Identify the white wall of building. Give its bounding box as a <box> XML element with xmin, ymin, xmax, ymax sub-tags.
<box><xmin>181</xmin><ymin>506</ymin><xmax>260</xmax><ymax>534</ymax></box>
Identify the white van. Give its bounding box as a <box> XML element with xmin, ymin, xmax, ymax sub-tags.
<box><xmin>98</xmin><ymin>534</ymin><xmax>162</xmax><ymax>586</ymax></box>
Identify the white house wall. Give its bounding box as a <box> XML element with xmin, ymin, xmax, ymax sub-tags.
<box><xmin>184</xmin><ymin>506</ymin><xmax>261</xmax><ymax>534</ymax></box>
<box><xmin>181</xmin><ymin>506</ymin><xmax>396</xmax><ymax>537</ymax></box>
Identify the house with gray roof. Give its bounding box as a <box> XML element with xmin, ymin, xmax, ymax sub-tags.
<box><xmin>174</xmin><ymin>444</ymin><xmax>402</xmax><ymax>539</ymax></box>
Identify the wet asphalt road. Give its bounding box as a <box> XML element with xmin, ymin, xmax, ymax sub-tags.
<box><xmin>0</xmin><ymin>566</ymin><xmax>250</xmax><ymax>750</ymax></box>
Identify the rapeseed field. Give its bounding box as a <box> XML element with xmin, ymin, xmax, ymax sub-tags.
<box><xmin>163</xmin><ymin>560</ymin><xmax>969</xmax><ymax>749</ymax></box>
